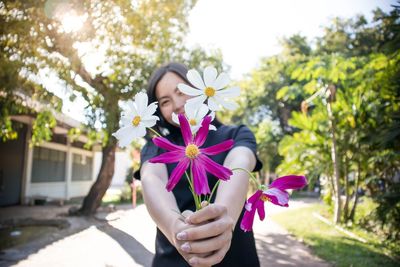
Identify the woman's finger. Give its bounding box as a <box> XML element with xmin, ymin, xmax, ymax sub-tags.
<box><xmin>188</xmin><ymin>243</ymin><xmax>230</xmax><ymax>267</ymax></box>
<box><xmin>177</xmin><ymin>216</ymin><xmax>233</xmax><ymax>241</ymax></box>
<box><xmin>186</xmin><ymin>204</ymin><xmax>227</xmax><ymax>224</ymax></box>
<box><xmin>181</xmin><ymin>230</ymin><xmax>231</xmax><ymax>254</ymax></box>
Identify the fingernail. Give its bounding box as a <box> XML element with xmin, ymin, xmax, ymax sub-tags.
<box><xmin>177</xmin><ymin>231</ymin><xmax>187</xmax><ymax>240</ymax></box>
<box><xmin>185</xmin><ymin>216</ymin><xmax>191</xmax><ymax>224</ymax></box>
<box><xmin>189</xmin><ymin>258</ymin><xmax>198</xmax><ymax>265</ymax></box>
<box><xmin>181</xmin><ymin>242</ymin><xmax>190</xmax><ymax>252</ymax></box>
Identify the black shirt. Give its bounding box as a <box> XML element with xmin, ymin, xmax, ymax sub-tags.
<box><xmin>139</xmin><ymin>124</ymin><xmax>262</xmax><ymax>267</ymax></box>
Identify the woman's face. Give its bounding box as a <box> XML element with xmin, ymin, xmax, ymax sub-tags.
<box><xmin>155</xmin><ymin>71</ymin><xmax>192</xmax><ymax>126</ymax></box>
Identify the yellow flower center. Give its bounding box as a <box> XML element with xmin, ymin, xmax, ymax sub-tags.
<box><xmin>132</xmin><ymin>116</ymin><xmax>141</xmax><ymax>127</ymax></box>
<box><xmin>204</xmin><ymin>87</ymin><xmax>216</xmax><ymax>97</ymax></box>
<box><xmin>260</xmin><ymin>195</ymin><xmax>270</xmax><ymax>202</ymax></box>
<box><xmin>185</xmin><ymin>144</ymin><xmax>200</xmax><ymax>159</ymax></box>
<box><xmin>189</xmin><ymin>118</ymin><xmax>197</xmax><ymax>126</ymax></box>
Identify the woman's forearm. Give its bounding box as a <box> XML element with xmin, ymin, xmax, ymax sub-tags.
<box><xmin>141</xmin><ymin>163</ymin><xmax>181</xmax><ymax>244</ymax></box>
<box><xmin>215</xmin><ymin>146</ymin><xmax>256</xmax><ymax>226</ymax></box>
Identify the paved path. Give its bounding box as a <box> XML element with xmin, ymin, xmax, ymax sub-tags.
<box><xmin>2</xmin><ymin>199</ymin><xmax>330</xmax><ymax>267</ymax></box>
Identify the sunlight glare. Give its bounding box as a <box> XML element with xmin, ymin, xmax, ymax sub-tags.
<box><xmin>60</xmin><ymin>12</ymin><xmax>86</xmax><ymax>33</ymax></box>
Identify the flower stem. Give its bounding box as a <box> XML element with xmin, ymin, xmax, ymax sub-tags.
<box><xmin>207</xmin><ymin>180</ymin><xmax>220</xmax><ymax>203</ymax></box>
<box><xmin>185</xmin><ymin>171</ymin><xmax>201</xmax><ymax>210</ymax></box>
<box><xmin>148</xmin><ymin>127</ymin><xmax>162</xmax><ymax>137</ymax></box>
<box><xmin>191</xmin><ymin>166</ymin><xmax>202</xmax><ymax>210</ymax></box>
<box><xmin>231</xmin><ymin>167</ymin><xmax>261</xmax><ymax>188</ymax></box>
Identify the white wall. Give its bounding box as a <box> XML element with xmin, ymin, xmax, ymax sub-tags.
<box><xmin>93</xmin><ymin>150</ymin><xmax>132</xmax><ymax>190</ymax></box>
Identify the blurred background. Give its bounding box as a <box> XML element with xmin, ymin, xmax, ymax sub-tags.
<box><xmin>0</xmin><ymin>0</ymin><xmax>399</xmax><ymax>266</ymax></box>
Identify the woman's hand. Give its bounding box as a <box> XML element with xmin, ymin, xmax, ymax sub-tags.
<box><xmin>169</xmin><ymin>210</ymin><xmax>195</xmax><ymax>263</ymax></box>
<box><xmin>175</xmin><ymin>203</ymin><xmax>234</xmax><ymax>267</ymax></box>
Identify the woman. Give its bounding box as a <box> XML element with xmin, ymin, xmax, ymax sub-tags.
<box><xmin>136</xmin><ymin>62</ymin><xmax>262</xmax><ymax>267</ymax></box>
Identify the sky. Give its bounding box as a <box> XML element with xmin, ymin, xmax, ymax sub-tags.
<box><xmin>186</xmin><ymin>0</ymin><xmax>396</xmax><ymax>78</ymax></box>
<box><xmin>54</xmin><ymin>0</ymin><xmax>396</xmax><ymax>122</ymax></box>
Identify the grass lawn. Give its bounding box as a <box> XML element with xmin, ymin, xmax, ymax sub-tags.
<box><xmin>271</xmin><ymin>203</ymin><xmax>399</xmax><ymax>267</ymax></box>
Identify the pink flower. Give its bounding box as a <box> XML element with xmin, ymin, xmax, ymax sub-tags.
<box><xmin>149</xmin><ymin>114</ymin><xmax>234</xmax><ymax>195</ymax></box>
<box><xmin>240</xmin><ymin>175</ymin><xmax>307</xmax><ymax>232</ymax></box>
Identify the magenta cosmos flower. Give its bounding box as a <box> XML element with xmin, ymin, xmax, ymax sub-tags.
<box><xmin>240</xmin><ymin>175</ymin><xmax>307</xmax><ymax>232</ymax></box>
<box><xmin>149</xmin><ymin>114</ymin><xmax>234</xmax><ymax>195</ymax></box>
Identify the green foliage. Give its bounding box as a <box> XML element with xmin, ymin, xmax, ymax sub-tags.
<box><xmin>271</xmin><ymin>203</ymin><xmax>399</xmax><ymax>266</ymax></box>
<box><xmin>253</xmin><ymin>118</ymin><xmax>282</xmax><ymax>174</ymax></box>
<box><xmin>236</xmin><ymin>6</ymin><xmax>399</xmax><ymax>234</ymax></box>
<box><xmin>1</xmin><ymin>0</ymin><xmax>219</xmax><ymax>147</ymax></box>
<box><xmin>366</xmin><ymin>183</ymin><xmax>400</xmax><ymax>241</ymax></box>
<box><xmin>31</xmin><ymin>110</ymin><xmax>56</xmax><ymax>146</ymax></box>
<box><xmin>0</xmin><ymin>111</ymin><xmax>17</xmax><ymax>141</ymax></box>
<box><xmin>1</xmin><ymin>0</ymin><xmax>224</xmax><ymax>211</ymax></box>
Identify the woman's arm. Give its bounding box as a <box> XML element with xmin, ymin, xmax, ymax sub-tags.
<box><xmin>176</xmin><ymin>146</ymin><xmax>256</xmax><ymax>266</ymax></box>
<box><xmin>140</xmin><ymin>161</ymin><xmax>195</xmax><ymax>260</ymax></box>
<box><xmin>216</xmin><ymin>146</ymin><xmax>256</xmax><ymax>224</ymax></box>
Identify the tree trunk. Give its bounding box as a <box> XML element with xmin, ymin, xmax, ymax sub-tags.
<box><xmin>79</xmin><ymin>142</ymin><xmax>117</xmax><ymax>215</ymax></box>
<box><xmin>343</xmin><ymin>156</ymin><xmax>350</xmax><ymax>222</ymax></box>
<box><xmin>349</xmin><ymin>159</ymin><xmax>361</xmax><ymax>221</ymax></box>
<box><xmin>328</xmin><ymin>175</ymin><xmax>336</xmax><ymax>198</ymax></box>
<box><xmin>326</xmin><ymin>87</ymin><xmax>341</xmax><ymax>224</ymax></box>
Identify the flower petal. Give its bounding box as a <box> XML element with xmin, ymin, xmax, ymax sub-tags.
<box><xmin>113</xmin><ymin>126</ymin><xmax>145</xmax><ymax>148</ymax></box>
<box><xmin>270</xmin><ymin>175</ymin><xmax>307</xmax><ymax>190</ymax></box>
<box><xmin>240</xmin><ymin>206</ymin><xmax>257</xmax><ymax>232</ymax></box>
<box><xmin>217</xmin><ymin>86</ymin><xmax>241</xmax><ymax>98</ymax></box>
<box><xmin>221</xmin><ymin>100</ymin><xmax>238</xmax><ymax>111</ymax></box>
<box><xmin>152</xmin><ymin>137</ymin><xmax>184</xmax><ymax>151</ymax></box>
<box><xmin>197</xmin><ymin>154</ymin><xmax>232</xmax><ymax>181</ymax></box>
<box><xmin>191</xmin><ymin>125</ymin><xmax>201</xmax><ymax>134</ymax></box>
<box><xmin>121</xmin><ymin>115</ymin><xmax>133</xmax><ymax>127</ymax></box>
<box><xmin>207</xmin><ymin>96</ymin><xmax>220</xmax><ymax>111</ymax></box>
<box><xmin>178</xmin><ymin>113</ymin><xmax>193</xmax><ymax>146</ymax></box>
<box><xmin>184</xmin><ymin>102</ymin><xmax>196</xmax><ymax>119</ymax></box>
<box><xmin>247</xmin><ymin>190</ymin><xmax>263</xmax><ymax>207</ymax></box>
<box><xmin>187</xmin><ymin>69</ymin><xmax>205</xmax><ymax>89</ymax></box>
<box><xmin>264</xmin><ymin>188</ymin><xmax>290</xmax><ymax>207</ymax></box>
<box><xmin>135</xmin><ymin>92</ymin><xmax>148</xmax><ymax>114</ymax></box>
<box><xmin>256</xmin><ymin>198</ymin><xmax>265</xmax><ymax>220</ymax></box>
<box><xmin>213</xmin><ymin>72</ymin><xmax>230</xmax><ymax>89</ymax></box>
<box><xmin>149</xmin><ymin>151</ymin><xmax>184</xmax><ymax>164</ymax></box>
<box><xmin>172</xmin><ymin>112</ymin><xmax>179</xmax><ymax>125</ymax></box>
<box><xmin>186</xmin><ymin>95</ymin><xmax>208</xmax><ymax>107</ymax></box>
<box><xmin>240</xmin><ymin>190</ymin><xmax>263</xmax><ymax>232</ymax></box>
<box><xmin>214</xmin><ymin>94</ymin><xmax>238</xmax><ymax>110</ymax></box>
<box><xmin>201</xmin><ymin>139</ymin><xmax>234</xmax><ymax>155</ymax></box>
<box><xmin>195</xmin><ymin>104</ymin><xmax>209</xmax><ymax>120</ymax></box>
<box><xmin>191</xmin><ymin>159</ymin><xmax>210</xmax><ymax>195</ymax></box>
<box><xmin>203</xmin><ymin>66</ymin><xmax>218</xmax><ymax>87</ymax></box>
<box><xmin>140</xmin><ymin>117</ymin><xmax>158</xmax><ymax>128</ymax></box>
<box><xmin>126</xmin><ymin>100</ymin><xmax>138</xmax><ymax>117</ymax></box>
<box><xmin>194</xmin><ymin>116</ymin><xmax>212</xmax><ymax>147</ymax></box>
<box><xmin>142</xmin><ymin>102</ymin><xmax>158</xmax><ymax>118</ymax></box>
<box><xmin>166</xmin><ymin>158</ymin><xmax>190</xmax><ymax>192</ymax></box>
<box><xmin>177</xmin><ymin>83</ymin><xmax>203</xmax><ymax>96</ymax></box>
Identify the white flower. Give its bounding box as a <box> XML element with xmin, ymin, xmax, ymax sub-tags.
<box><xmin>177</xmin><ymin>66</ymin><xmax>240</xmax><ymax>111</ymax></box>
<box><xmin>172</xmin><ymin>103</ymin><xmax>216</xmax><ymax>134</ymax></box>
<box><xmin>112</xmin><ymin>92</ymin><xmax>159</xmax><ymax>148</ymax></box>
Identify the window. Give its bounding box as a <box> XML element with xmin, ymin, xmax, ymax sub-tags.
<box><xmin>31</xmin><ymin>147</ymin><xmax>66</xmax><ymax>182</ymax></box>
<box><xmin>71</xmin><ymin>154</ymin><xmax>92</xmax><ymax>181</ymax></box>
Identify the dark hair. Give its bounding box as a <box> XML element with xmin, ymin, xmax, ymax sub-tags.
<box><xmin>146</xmin><ymin>62</ymin><xmax>222</xmax><ymax>139</ymax></box>
<box><xmin>146</xmin><ymin>62</ymin><xmax>189</xmax><ymax>137</ymax></box>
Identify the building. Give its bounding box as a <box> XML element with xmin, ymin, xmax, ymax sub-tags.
<box><xmin>0</xmin><ymin>90</ymin><xmax>133</xmax><ymax>207</ymax></box>
<box><xmin>0</xmin><ymin>113</ymin><xmax>98</xmax><ymax>206</ymax></box>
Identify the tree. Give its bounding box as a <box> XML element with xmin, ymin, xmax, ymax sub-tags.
<box><xmin>1</xmin><ymin>0</ymin><xmax>222</xmax><ymax>215</ymax></box>
<box><xmin>240</xmin><ymin>7</ymin><xmax>399</xmax><ymax>226</ymax></box>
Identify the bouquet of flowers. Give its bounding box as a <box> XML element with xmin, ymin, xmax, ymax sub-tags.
<box><xmin>112</xmin><ymin>66</ymin><xmax>307</xmax><ymax>232</ymax></box>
